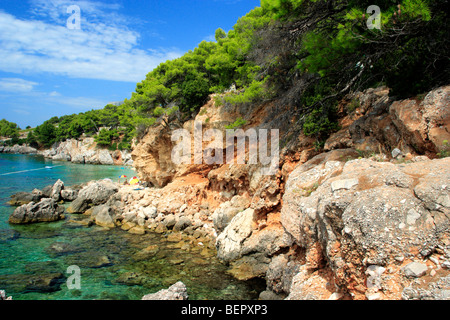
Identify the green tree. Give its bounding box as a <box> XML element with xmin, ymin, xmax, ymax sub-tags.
<box><xmin>0</xmin><ymin>119</ymin><xmax>20</xmax><ymax>138</ymax></box>
<box><xmin>95</xmin><ymin>129</ymin><xmax>119</xmax><ymax>147</ymax></box>
<box><xmin>215</xmin><ymin>28</ymin><xmax>227</xmax><ymax>41</ymax></box>
<box><xmin>26</xmin><ymin>130</ymin><xmax>39</xmax><ymax>148</ymax></box>
<box><xmin>35</xmin><ymin>121</ymin><xmax>57</xmax><ymax>148</ymax></box>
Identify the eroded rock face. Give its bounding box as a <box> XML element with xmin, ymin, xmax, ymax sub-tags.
<box><xmin>131</xmin><ymin>126</ymin><xmax>176</xmax><ymax>188</ymax></box>
<box><xmin>281</xmin><ymin>152</ymin><xmax>450</xmax><ymax>299</ymax></box>
<box><xmin>325</xmin><ymin>85</ymin><xmax>450</xmax><ymax>158</ymax></box>
<box><xmin>129</xmin><ymin>86</ymin><xmax>450</xmax><ymax>300</ymax></box>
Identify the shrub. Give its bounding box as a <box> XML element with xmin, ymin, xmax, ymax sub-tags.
<box><xmin>225</xmin><ymin>117</ymin><xmax>247</xmax><ymax>130</ymax></box>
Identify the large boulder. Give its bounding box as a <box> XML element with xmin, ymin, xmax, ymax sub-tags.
<box><xmin>212</xmin><ymin>195</ymin><xmax>250</xmax><ymax>232</ymax></box>
<box><xmin>215</xmin><ymin>208</ymin><xmax>291</xmax><ymax>280</ymax></box>
<box><xmin>67</xmin><ymin>180</ymin><xmax>118</xmax><ymax>214</ymax></box>
<box><xmin>9</xmin><ymin>198</ymin><xmax>65</xmax><ymax>224</ymax></box>
<box><xmin>98</xmin><ymin>149</ymin><xmax>114</xmax><ymax>165</ymax></box>
<box><xmin>281</xmin><ymin>152</ymin><xmax>450</xmax><ymax>299</ymax></box>
<box><xmin>92</xmin><ymin>205</ymin><xmax>116</xmax><ymax>228</ymax></box>
<box><xmin>216</xmin><ymin>208</ymin><xmax>256</xmax><ymax>262</ymax></box>
<box><xmin>50</xmin><ymin>179</ymin><xmax>64</xmax><ymax>201</ymax></box>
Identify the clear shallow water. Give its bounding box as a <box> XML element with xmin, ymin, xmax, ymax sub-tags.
<box><xmin>0</xmin><ymin>154</ymin><xmax>263</xmax><ymax>300</ymax></box>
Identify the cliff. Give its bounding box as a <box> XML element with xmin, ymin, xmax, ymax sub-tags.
<box><xmin>129</xmin><ymin>85</ymin><xmax>450</xmax><ymax>300</ymax></box>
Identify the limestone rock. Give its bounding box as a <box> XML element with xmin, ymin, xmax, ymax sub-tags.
<box><xmin>93</xmin><ymin>205</ymin><xmax>116</xmax><ymax>228</ymax></box>
<box><xmin>142</xmin><ymin>282</ymin><xmax>188</xmax><ymax>300</ymax></box>
<box><xmin>9</xmin><ymin>198</ymin><xmax>65</xmax><ymax>224</ymax></box>
<box><xmin>331</xmin><ymin>178</ymin><xmax>359</xmax><ymax>192</ymax></box>
<box><xmin>67</xmin><ymin>179</ymin><xmax>118</xmax><ymax>214</ymax></box>
<box><xmin>0</xmin><ymin>144</ymin><xmax>37</xmax><ymax>155</ymax></box>
<box><xmin>173</xmin><ymin>217</ymin><xmax>192</xmax><ymax>232</ymax></box>
<box><xmin>61</xmin><ymin>189</ymin><xmax>78</xmax><ymax>201</ymax></box>
<box><xmin>216</xmin><ymin>208</ymin><xmax>255</xmax><ymax>262</ymax></box>
<box><xmin>39</xmin><ymin>137</ymin><xmax>131</xmax><ymax>165</ymax></box>
<box><xmin>50</xmin><ymin>179</ymin><xmax>64</xmax><ymax>201</ymax></box>
<box><xmin>281</xmin><ymin>152</ymin><xmax>450</xmax><ymax>299</ymax></box>
<box><xmin>98</xmin><ymin>149</ymin><xmax>114</xmax><ymax>165</ymax></box>
<box><xmin>212</xmin><ymin>199</ymin><xmax>247</xmax><ymax>233</ymax></box>
<box><xmin>8</xmin><ymin>191</ymin><xmax>43</xmax><ymax>206</ymax></box>
<box><xmin>402</xmin><ymin>262</ymin><xmax>428</xmax><ymax>278</ymax></box>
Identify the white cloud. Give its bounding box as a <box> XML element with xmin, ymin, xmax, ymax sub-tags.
<box><xmin>49</xmin><ymin>91</ymin><xmax>61</xmax><ymax>97</ymax></box>
<box><xmin>0</xmin><ymin>2</ymin><xmax>183</xmax><ymax>83</ymax></box>
<box><xmin>13</xmin><ymin>108</ymin><xmax>32</xmax><ymax>116</ymax></box>
<box><xmin>30</xmin><ymin>0</ymin><xmax>123</xmax><ymax>25</ymax></box>
<box><xmin>0</xmin><ymin>78</ymin><xmax>39</xmax><ymax>92</ymax></box>
<box><xmin>0</xmin><ymin>77</ymin><xmax>106</xmax><ymax>111</ymax></box>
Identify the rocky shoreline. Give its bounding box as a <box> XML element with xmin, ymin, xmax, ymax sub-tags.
<box><xmin>0</xmin><ymin>137</ymin><xmax>133</xmax><ymax>166</ymax></box>
<box><xmin>3</xmin><ymin>85</ymin><xmax>450</xmax><ymax>300</ymax></box>
<box><xmin>5</xmin><ymin>178</ymin><xmax>222</xmax><ymax>299</ymax></box>
<box><xmin>0</xmin><ymin>145</ymin><xmax>38</xmax><ymax>155</ymax></box>
<box><xmin>7</xmin><ymin>154</ymin><xmax>450</xmax><ymax>300</ymax></box>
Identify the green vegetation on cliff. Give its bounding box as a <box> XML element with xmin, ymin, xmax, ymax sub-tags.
<box><xmin>126</xmin><ymin>0</ymin><xmax>448</xmax><ymax>141</ymax></box>
<box><xmin>26</xmin><ymin>0</ymin><xmax>450</xmax><ymax>148</ymax></box>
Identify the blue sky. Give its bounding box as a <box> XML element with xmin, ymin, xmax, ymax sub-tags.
<box><xmin>0</xmin><ymin>0</ymin><xmax>260</xmax><ymax>129</ymax></box>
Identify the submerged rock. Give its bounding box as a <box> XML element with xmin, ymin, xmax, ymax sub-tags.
<box><xmin>0</xmin><ymin>229</ymin><xmax>20</xmax><ymax>242</ymax></box>
<box><xmin>25</xmin><ymin>273</ymin><xmax>66</xmax><ymax>293</ymax></box>
<box><xmin>45</xmin><ymin>242</ymin><xmax>82</xmax><ymax>257</ymax></box>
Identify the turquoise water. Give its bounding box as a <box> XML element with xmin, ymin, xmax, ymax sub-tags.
<box><xmin>0</xmin><ymin>154</ymin><xmax>263</xmax><ymax>300</ymax></box>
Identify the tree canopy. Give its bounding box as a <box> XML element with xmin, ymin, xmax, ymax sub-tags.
<box><xmin>21</xmin><ymin>0</ymin><xmax>450</xmax><ymax>148</ymax></box>
<box><xmin>0</xmin><ymin>119</ymin><xmax>20</xmax><ymax>139</ymax></box>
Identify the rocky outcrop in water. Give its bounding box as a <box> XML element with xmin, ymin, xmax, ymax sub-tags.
<box><xmin>8</xmin><ymin>198</ymin><xmax>65</xmax><ymax>224</ymax></box>
<box><xmin>8</xmin><ymin>180</ymin><xmax>79</xmax><ymax>206</ymax></box>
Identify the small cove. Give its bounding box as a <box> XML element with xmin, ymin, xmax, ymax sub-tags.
<box><xmin>0</xmin><ymin>154</ymin><xmax>264</xmax><ymax>300</ymax></box>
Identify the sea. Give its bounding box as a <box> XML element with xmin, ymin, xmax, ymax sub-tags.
<box><xmin>0</xmin><ymin>154</ymin><xmax>263</xmax><ymax>300</ymax></box>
